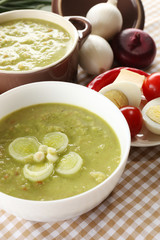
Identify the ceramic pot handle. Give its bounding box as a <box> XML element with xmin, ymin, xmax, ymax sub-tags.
<box><xmin>65</xmin><ymin>16</ymin><xmax>91</xmax><ymax>48</ymax></box>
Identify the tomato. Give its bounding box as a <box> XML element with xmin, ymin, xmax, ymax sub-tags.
<box><xmin>142</xmin><ymin>72</ymin><xmax>160</xmax><ymax>101</ymax></box>
<box><xmin>120</xmin><ymin>106</ymin><xmax>143</xmax><ymax>138</ymax></box>
<box><xmin>87</xmin><ymin>67</ymin><xmax>149</xmax><ymax>92</ymax></box>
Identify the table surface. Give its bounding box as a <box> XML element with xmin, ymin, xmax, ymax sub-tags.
<box><xmin>0</xmin><ymin>0</ymin><xmax>160</xmax><ymax>239</ymax></box>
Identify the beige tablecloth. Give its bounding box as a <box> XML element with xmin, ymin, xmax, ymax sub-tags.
<box><xmin>0</xmin><ymin>0</ymin><xmax>160</xmax><ymax>239</ymax></box>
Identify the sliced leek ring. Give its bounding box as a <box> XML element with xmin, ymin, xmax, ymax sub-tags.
<box><xmin>42</xmin><ymin>132</ymin><xmax>68</xmax><ymax>153</ymax></box>
<box><xmin>56</xmin><ymin>152</ymin><xmax>83</xmax><ymax>176</ymax></box>
<box><xmin>8</xmin><ymin>136</ymin><xmax>40</xmax><ymax>162</ymax></box>
<box><xmin>23</xmin><ymin>162</ymin><xmax>54</xmax><ymax>182</ymax></box>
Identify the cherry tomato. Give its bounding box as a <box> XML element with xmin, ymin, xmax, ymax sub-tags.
<box><xmin>120</xmin><ymin>106</ymin><xmax>143</xmax><ymax>138</ymax></box>
<box><xmin>142</xmin><ymin>72</ymin><xmax>160</xmax><ymax>101</ymax></box>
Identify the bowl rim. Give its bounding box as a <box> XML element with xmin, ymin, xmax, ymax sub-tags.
<box><xmin>0</xmin><ymin>9</ymin><xmax>79</xmax><ymax>74</ymax></box>
<box><xmin>0</xmin><ymin>81</ymin><xmax>131</xmax><ymax>204</ymax></box>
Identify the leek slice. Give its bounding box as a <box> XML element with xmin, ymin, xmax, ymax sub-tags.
<box><xmin>9</xmin><ymin>136</ymin><xmax>40</xmax><ymax>162</ymax></box>
<box><xmin>23</xmin><ymin>162</ymin><xmax>54</xmax><ymax>182</ymax></box>
<box><xmin>56</xmin><ymin>152</ymin><xmax>83</xmax><ymax>176</ymax></box>
<box><xmin>42</xmin><ymin>132</ymin><xmax>68</xmax><ymax>153</ymax></box>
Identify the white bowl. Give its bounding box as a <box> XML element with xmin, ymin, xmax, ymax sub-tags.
<box><xmin>0</xmin><ymin>82</ymin><xmax>131</xmax><ymax>222</ymax></box>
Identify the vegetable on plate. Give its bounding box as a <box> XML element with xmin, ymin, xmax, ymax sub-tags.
<box><xmin>88</xmin><ymin>67</ymin><xmax>160</xmax><ymax>138</ymax></box>
<box><xmin>87</xmin><ymin>67</ymin><xmax>149</xmax><ymax>138</ymax></box>
<box><xmin>142</xmin><ymin>72</ymin><xmax>160</xmax><ymax>101</ymax></box>
<box><xmin>120</xmin><ymin>106</ymin><xmax>143</xmax><ymax>138</ymax></box>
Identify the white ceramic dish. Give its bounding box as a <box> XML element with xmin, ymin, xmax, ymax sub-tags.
<box><xmin>0</xmin><ymin>82</ymin><xmax>130</xmax><ymax>222</ymax></box>
<box><xmin>131</xmin><ymin>124</ymin><xmax>160</xmax><ymax>147</ymax></box>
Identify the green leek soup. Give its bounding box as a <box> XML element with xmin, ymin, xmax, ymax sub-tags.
<box><xmin>0</xmin><ymin>103</ymin><xmax>121</xmax><ymax>201</ymax></box>
<box><xmin>0</xmin><ymin>18</ymin><xmax>72</xmax><ymax>71</ymax></box>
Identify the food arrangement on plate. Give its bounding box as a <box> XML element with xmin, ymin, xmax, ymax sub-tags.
<box><xmin>87</xmin><ymin>68</ymin><xmax>160</xmax><ymax>146</ymax></box>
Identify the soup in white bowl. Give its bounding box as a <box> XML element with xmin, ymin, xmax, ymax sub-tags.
<box><xmin>0</xmin><ymin>82</ymin><xmax>130</xmax><ymax>221</ymax></box>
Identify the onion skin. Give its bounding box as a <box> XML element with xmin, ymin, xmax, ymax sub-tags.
<box><xmin>110</xmin><ymin>28</ymin><xmax>157</xmax><ymax>69</ymax></box>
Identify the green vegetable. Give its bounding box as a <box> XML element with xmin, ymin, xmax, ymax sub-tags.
<box><xmin>56</xmin><ymin>152</ymin><xmax>83</xmax><ymax>176</ymax></box>
<box><xmin>8</xmin><ymin>136</ymin><xmax>40</xmax><ymax>162</ymax></box>
<box><xmin>42</xmin><ymin>132</ymin><xmax>69</xmax><ymax>153</ymax></box>
<box><xmin>23</xmin><ymin>162</ymin><xmax>54</xmax><ymax>182</ymax></box>
<box><xmin>0</xmin><ymin>0</ymin><xmax>51</xmax><ymax>12</ymax></box>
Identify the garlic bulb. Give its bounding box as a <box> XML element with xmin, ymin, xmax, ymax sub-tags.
<box><xmin>86</xmin><ymin>0</ymin><xmax>123</xmax><ymax>40</ymax></box>
<box><xmin>79</xmin><ymin>34</ymin><xmax>114</xmax><ymax>75</ymax></box>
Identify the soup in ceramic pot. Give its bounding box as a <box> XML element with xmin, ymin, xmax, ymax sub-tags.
<box><xmin>0</xmin><ymin>19</ymin><xmax>72</xmax><ymax>71</ymax></box>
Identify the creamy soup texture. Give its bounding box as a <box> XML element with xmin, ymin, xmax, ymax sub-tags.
<box><xmin>0</xmin><ymin>103</ymin><xmax>121</xmax><ymax>201</ymax></box>
<box><xmin>0</xmin><ymin>19</ymin><xmax>72</xmax><ymax>71</ymax></box>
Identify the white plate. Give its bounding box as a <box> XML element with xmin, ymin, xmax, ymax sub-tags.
<box><xmin>131</xmin><ymin>124</ymin><xmax>160</xmax><ymax>147</ymax></box>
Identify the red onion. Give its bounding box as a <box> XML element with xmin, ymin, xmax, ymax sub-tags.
<box><xmin>110</xmin><ymin>28</ymin><xmax>157</xmax><ymax>69</ymax></box>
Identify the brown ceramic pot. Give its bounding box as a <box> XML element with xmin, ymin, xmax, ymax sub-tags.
<box><xmin>0</xmin><ymin>10</ymin><xmax>91</xmax><ymax>93</ymax></box>
<box><xmin>52</xmin><ymin>0</ymin><xmax>145</xmax><ymax>30</ymax></box>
